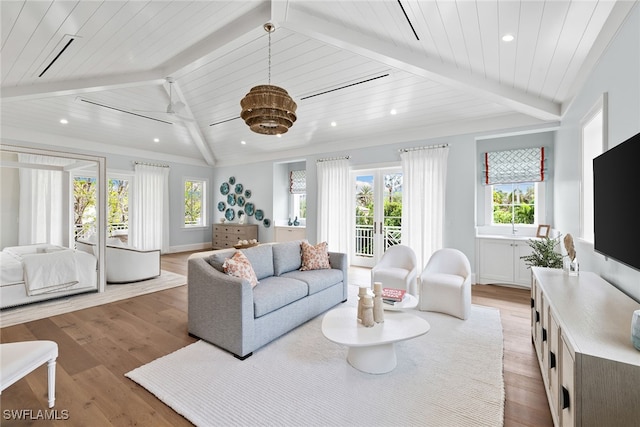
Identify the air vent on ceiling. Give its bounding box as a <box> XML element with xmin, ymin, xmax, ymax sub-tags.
<box><xmin>37</xmin><ymin>34</ymin><xmax>80</xmax><ymax>78</ymax></box>
<box><xmin>209</xmin><ymin>116</ymin><xmax>240</xmax><ymax>127</ymax></box>
<box><xmin>397</xmin><ymin>1</ymin><xmax>420</xmax><ymax>41</ymax></box>
<box><xmin>76</xmin><ymin>97</ymin><xmax>174</xmax><ymax>125</ymax></box>
<box><xmin>299</xmin><ymin>73</ymin><xmax>390</xmax><ymax>100</ymax></box>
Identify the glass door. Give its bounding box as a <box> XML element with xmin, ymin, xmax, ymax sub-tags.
<box><xmin>352</xmin><ymin>168</ymin><xmax>402</xmax><ymax>267</ymax></box>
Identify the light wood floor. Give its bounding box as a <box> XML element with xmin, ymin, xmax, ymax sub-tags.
<box><xmin>0</xmin><ymin>251</ymin><xmax>552</xmax><ymax>426</ymax></box>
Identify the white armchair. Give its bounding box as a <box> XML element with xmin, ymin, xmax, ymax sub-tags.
<box><xmin>76</xmin><ymin>238</ymin><xmax>160</xmax><ymax>283</ymax></box>
<box><xmin>419</xmin><ymin>248</ymin><xmax>472</xmax><ymax>320</ymax></box>
<box><xmin>371</xmin><ymin>245</ymin><xmax>418</xmax><ymax>295</ymax></box>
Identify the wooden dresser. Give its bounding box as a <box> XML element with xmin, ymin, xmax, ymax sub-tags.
<box><xmin>212</xmin><ymin>224</ymin><xmax>258</xmax><ymax>249</ymax></box>
<box><xmin>531</xmin><ymin>267</ymin><xmax>640</xmax><ymax>426</ymax></box>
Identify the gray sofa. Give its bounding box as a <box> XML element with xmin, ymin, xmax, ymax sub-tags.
<box><xmin>187</xmin><ymin>240</ymin><xmax>348</xmax><ymax>359</ymax></box>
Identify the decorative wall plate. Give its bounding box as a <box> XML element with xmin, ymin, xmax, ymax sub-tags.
<box><xmin>237</xmin><ymin>195</ymin><xmax>245</xmax><ymax>207</ymax></box>
<box><xmin>227</xmin><ymin>194</ymin><xmax>236</xmax><ymax>206</ymax></box>
<box><xmin>255</xmin><ymin>209</ymin><xmax>264</xmax><ymax>221</ymax></box>
<box><xmin>225</xmin><ymin>208</ymin><xmax>235</xmax><ymax>221</ymax></box>
<box><xmin>263</xmin><ymin>218</ymin><xmax>271</xmax><ymax>228</ymax></box>
<box><xmin>245</xmin><ymin>203</ymin><xmax>255</xmax><ymax>216</ymax></box>
<box><xmin>244</xmin><ymin>189</ymin><xmax>252</xmax><ymax>198</ymax></box>
<box><xmin>217</xmin><ymin>201</ymin><xmax>226</xmax><ymax>212</ymax></box>
<box><xmin>235</xmin><ymin>183</ymin><xmax>244</xmax><ymax>194</ymax></box>
<box><xmin>220</xmin><ymin>182</ymin><xmax>230</xmax><ymax>195</ymax></box>
<box><xmin>229</xmin><ymin>176</ymin><xmax>236</xmax><ymax>185</ymax></box>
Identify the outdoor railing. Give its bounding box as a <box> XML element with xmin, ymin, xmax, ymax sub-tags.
<box><xmin>354</xmin><ymin>223</ymin><xmax>402</xmax><ymax>257</ymax></box>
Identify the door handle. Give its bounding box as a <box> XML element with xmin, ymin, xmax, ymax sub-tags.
<box><xmin>379</xmin><ymin>222</ymin><xmax>383</xmax><ymax>234</ymax></box>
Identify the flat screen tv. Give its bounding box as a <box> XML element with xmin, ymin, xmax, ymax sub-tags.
<box><xmin>593</xmin><ymin>131</ymin><xmax>640</xmax><ymax>271</ymax></box>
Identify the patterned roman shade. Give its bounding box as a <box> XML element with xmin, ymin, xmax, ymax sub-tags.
<box><xmin>483</xmin><ymin>147</ymin><xmax>546</xmax><ymax>185</ymax></box>
<box><xmin>289</xmin><ymin>170</ymin><xmax>306</xmax><ymax>194</ymax></box>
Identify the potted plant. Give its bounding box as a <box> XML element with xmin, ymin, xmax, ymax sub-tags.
<box><xmin>521</xmin><ymin>235</ymin><xmax>563</xmax><ymax>269</ymax></box>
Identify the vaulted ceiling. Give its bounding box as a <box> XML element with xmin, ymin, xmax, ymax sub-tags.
<box><xmin>1</xmin><ymin>1</ymin><xmax>636</xmax><ymax>166</ymax></box>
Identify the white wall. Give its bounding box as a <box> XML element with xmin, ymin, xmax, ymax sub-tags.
<box><xmin>554</xmin><ymin>5</ymin><xmax>640</xmax><ymax>301</ymax></box>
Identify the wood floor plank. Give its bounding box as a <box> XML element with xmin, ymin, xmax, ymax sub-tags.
<box><xmin>1</xmin><ymin>252</ymin><xmax>554</xmax><ymax>426</ymax></box>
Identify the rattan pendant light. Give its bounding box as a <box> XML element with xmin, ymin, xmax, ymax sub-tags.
<box><xmin>240</xmin><ymin>23</ymin><xmax>297</xmax><ymax>135</ymax></box>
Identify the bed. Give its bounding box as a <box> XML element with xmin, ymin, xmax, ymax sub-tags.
<box><xmin>0</xmin><ymin>244</ymin><xmax>98</xmax><ymax>309</ymax></box>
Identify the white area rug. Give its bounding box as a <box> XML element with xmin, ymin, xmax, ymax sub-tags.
<box><xmin>126</xmin><ymin>289</ymin><xmax>504</xmax><ymax>427</ymax></box>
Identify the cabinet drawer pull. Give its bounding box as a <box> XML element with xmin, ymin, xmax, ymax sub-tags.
<box><xmin>542</xmin><ymin>328</ymin><xmax>547</xmax><ymax>342</ymax></box>
<box><xmin>531</xmin><ymin>298</ymin><xmax>535</xmax><ymax>308</ymax></box>
<box><xmin>562</xmin><ymin>386</ymin><xmax>570</xmax><ymax>409</ymax></box>
<box><xmin>549</xmin><ymin>351</ymin><xmax>556</xmax><ymax>369</ymax></box>
<box><xmin>536</xmin><ymin>311</ymin><xmax>540</xmax><ymax>323</ymax></box>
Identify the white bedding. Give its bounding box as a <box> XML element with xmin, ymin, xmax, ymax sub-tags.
<box><xmin>0</xmin><ymin>244</ymin><xmax>98</xmax><ymax>308</ymax></box>
<box><xmin>22</xmin><ymin>250</ymin><xmax>79</xmax><ymax>295</ymax></box>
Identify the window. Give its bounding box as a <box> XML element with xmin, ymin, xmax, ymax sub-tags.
<box><xmin>482</xmin><ymin>147</ymin><xmax>547</xmax><ymax>229</ymax></box>
<box><xmin>184</xmin><ymin>178</ymin><xmax>207</xmax><ymax>227</ymax></box>
<box><xmin>581</xmin><ymin>94</ymin><xmax>607</xmax><ymax>242</ymax></box>
<box><xmin>73</xmin><ymin>173</ymin><xmax>130</xmax><ymax>240</ymax></box>
<box><xmin>289</xmin><ymin>170</ymin><xmax>306</xmax><ymax>223</ymax></box>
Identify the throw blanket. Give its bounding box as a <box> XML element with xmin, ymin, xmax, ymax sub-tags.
<box><xmin>22</xmin><ymin>250</ymin><xmax>79</xmax><ymax>296</ymax></box>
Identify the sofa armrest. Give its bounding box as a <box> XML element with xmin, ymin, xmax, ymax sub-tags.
<box><xmin>329</xmin><ymin>251</ymin><xmax>349</xmax><ymax>300</ymax></box>
<box><xmin>187</xmin><ymin>257</ymin><xmax>255</xmax><ymax>358</ymax></box>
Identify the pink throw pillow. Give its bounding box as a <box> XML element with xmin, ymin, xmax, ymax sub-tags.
<box><xmin>300</xmin><ymin>241</ymin><xmax>331</xmax><ymax>271</ymax></box>
<box><xmin>223</xmin><ymin>251</ymin><xmax>259</xmax><ymax>287</ymax></box>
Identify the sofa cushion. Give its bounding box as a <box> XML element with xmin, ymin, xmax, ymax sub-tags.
<box><xmin>272</xmin><ymin>240</ymin><xmax>303</xmax><ymax>275</ymax></box>
<box><xmin>252</xmin><ymin>276</ymin><xmax>308</xmax><ymax>318</ymax></box>
<box><xmin>300</xmin><ymin>241</ymin><xmax>331</xmax><ymax>271</ymax></box>
<box><xmin>207</xmin><ymin>249</ymin><xmax>236</xmax><ymax>272</ymax></box>
<box><xmin>241</xmin><ymin>245</ymin><xmax>274</xmax><ymax>280</ymax></box>
<box><xmin>280</xmin><ymin>269</ymin><xmax>344</xmax><ymax>295</ymax></box>
<box><xmin>223</xmin><ymin>251</ymin><xmax>259</xmax><ymax>288</ymax></box>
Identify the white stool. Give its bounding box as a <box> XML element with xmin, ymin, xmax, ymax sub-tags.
<box><xmin>0</xmin><ymin>340</ymin><xmax>58</xmax><ymax>407</ymax></box>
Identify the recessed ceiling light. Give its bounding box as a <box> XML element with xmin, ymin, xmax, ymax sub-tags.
<box><xmin>331</xmin><ymin>121</ymin><xmax>337</xmax><ymax>127</ymax></box>
<box><xmin>276</xmin><ymin>134</ymin><xmax>282</xmax><ymax>138</ymax></box>
<box><xmin>59</xmin><ymin>119</ymin><xmax>68</xmax><ymax>124</ymax></box>
<box><xmin>390</xmin><ymin>109</ymin><xmax>397</xmax><ymax>115</ymax></box>
<box><xmin>153</xmin><ymin>138</ymin><xmax>160</xmax><ymax>143</ymax></box>
<box><xmin>502</xmin><ymin>34</ymin><xmax>514</xmax><ymax>42</ymax></box>
<box><xmin>241</xmin><ymin>140</ymin><xmax>246</xmax><ymax>145</ymax></box>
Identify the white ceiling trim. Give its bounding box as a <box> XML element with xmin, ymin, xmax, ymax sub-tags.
<box><xmin>282</xmin><ymin>6</ymin><xmax>562</xmax><ymax>122</ymax></box>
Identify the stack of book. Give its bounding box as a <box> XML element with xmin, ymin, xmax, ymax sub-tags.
<box><xmin>381</xmin><ymin>288</ymin><xmax>406</xmax><ymax>305</ymax></box>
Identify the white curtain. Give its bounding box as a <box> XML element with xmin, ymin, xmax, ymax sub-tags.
<box><xmin>316</xmin><ymin>158</ymin><xmax>350</xmax><ymax>254</ymax></box>
<box><xmin>18</xmin><ymin>154</ymin><xmax>72</xmax><ymax>246</ymax></box>
<box><xmin>401</xmin><ymin>146</ymin><xmax>449</xmax><ymax>270</ymax></box>
<box><xmin>130</xmin><ymin>164</ymin><xmax>170</xmax><ymax>253</ymax></box>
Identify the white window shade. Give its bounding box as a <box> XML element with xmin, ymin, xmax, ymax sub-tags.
<box><xmin>483</xmin><ymin>147</ymin><xmax>546</xmax><ymax>185</ymax></box>
<box><xmin>290</xmin><ymin>170</ymin><xmax>306</xmax><ymax>194</ymax></box>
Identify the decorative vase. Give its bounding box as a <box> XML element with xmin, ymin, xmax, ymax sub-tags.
<box><xmin>373</xmin><ymin>282</ymin><xmax>384</xmax><ymax>323</ymax></box>
<box><xmin>357</xmin><ymin>286</ymin><xmax>368</xmax><ymax>321</ymax></box>
<box><xmin>362</xmin><ymin>295</ymin><xmax>375</xmax><ymax>327</ymax></box>
<box><xmin>288</xmin><ymin>217</ymin><xmax>293</xmax><ymax>226</ymax></box>
<box><xmin>632</xmin><ymin>310</ymin><xmax>640</xmax><ymax>351</ymax></box>
<box><xmin>293</xmin><ymin>216</ymin><xmax>299</xmax><ymax>226</ymax></box>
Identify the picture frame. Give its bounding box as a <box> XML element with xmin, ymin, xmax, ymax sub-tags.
<box><xmin>536</xmin><ymin>224</ymin><xmax>551</xmax><ymax>238</ymax></box>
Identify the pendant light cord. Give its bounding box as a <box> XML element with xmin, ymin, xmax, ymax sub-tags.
<box><xmin>268</xmin><ymin>28</ymin><xmax>272</xmax><ymax>85</ymax></box>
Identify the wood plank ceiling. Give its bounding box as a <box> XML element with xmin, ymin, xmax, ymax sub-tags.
<box><xmin>1</xmin><ymin>1</ymin><xmax>636</xmax><ymax>166</ymax></box>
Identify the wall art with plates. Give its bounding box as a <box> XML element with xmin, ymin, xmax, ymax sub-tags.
<box><xmin>217</xmin><ymin>176</ymin><xmax>271</xmax><ymax>227</ymax></box>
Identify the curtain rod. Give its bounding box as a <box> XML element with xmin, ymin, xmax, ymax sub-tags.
<box><xmin>398</xmin><ymin>143</ymin><xmax>449</xmax><ymax>153</ymax></box>
<box><xmin>134</xmin><ymin>161</ymin><xmax>169</xmax><ymax>168</ymax></box>
<box><xmin>317</xmin><ymin>155</ymin><xmax>350</xmax><ymax>163</ymax></box>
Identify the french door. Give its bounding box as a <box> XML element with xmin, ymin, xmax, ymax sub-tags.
<box><xmin>352</xmin><ymin>167</ymin><xmax>402</xmax><ymax>267</ymax></box>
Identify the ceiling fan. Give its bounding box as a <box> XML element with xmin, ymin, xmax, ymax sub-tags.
<box><xmin>132</xmin><ymin>77</ymin><xmax>193</xmax><ymax>122</ymax></box>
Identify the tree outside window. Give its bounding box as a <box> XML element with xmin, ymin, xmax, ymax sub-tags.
<box><xmin>492</xmin><ymin>182</ymin><xmax>535</xmax><ymax>224</ymax></box>
<box><xmin>184</xmin><ymin>179</ymin><xmax>207</xmax><ymax>227</ymax></box>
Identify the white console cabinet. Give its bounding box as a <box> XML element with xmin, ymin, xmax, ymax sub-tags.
<box><xmin>274</xmin><ymin>226</ymin><xmax>305</xmax><ymax>242</ymax></box>
<box><xmin>531</xmin><ymin>267</ymin><xmax>640</xmax><ymax>427</ymax></box>
<box><xmin>476</xmin><ymin>237</ymin><xmax>534</xmax><ymax>287</ymax></box>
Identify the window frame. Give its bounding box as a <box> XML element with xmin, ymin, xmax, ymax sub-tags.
<box><xmin>580</xmin><ymin>93</ymin><xmax>608</xmax><ymax>243</ymax></box>
<box><xmin>483</xmin><ymin>181</ymin><xmax>546</xmax><ymax>232</ymax></box>
<box><xmin>183</xmin><ymin>177</ymin><xmax>208</xmax><ymax>229</ymax></box>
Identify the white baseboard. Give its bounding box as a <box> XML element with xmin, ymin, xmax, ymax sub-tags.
<box><xmin>167</xmin><ymin>242</ymin><xmax>212</xmax><ymax>254</ymax></box>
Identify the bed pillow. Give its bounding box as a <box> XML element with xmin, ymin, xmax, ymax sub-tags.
<box><xmin>300</xmin><ymin>241</ymin><xmax>331</xmax><ymax>271</ymax></box>
<box><xmin>223</xmin><ymin>251</ymin><xmax>259</xmax><ymax>288</ymax></box>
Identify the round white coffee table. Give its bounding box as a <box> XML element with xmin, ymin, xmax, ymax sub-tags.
<box><xmin>321</xmin><ymin>306</ymin><xmax>430</xmax><ymax>374</ymax></box>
